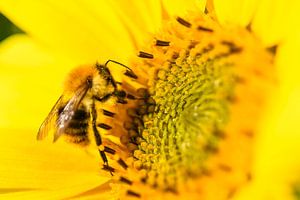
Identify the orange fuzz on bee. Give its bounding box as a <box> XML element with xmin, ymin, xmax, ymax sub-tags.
<box><xmin>37</xmin><ymin>61</ymin><xmax>137</xmax><ymax>174</ymax></box>
<box><xmin>63</xmin><ymin>65</ymin><xmax>100</xmax><ymax>93</ymax></box>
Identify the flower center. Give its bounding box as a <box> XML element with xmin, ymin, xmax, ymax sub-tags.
<box><xmin>111</xmin><ymin>13</ymin><xmax>276</xmax><ymax>198</ymax></box>
<box><xmin>131</xmin><ymin>42</ymin><xmax>239</xmax><ymax>189</ymax></box>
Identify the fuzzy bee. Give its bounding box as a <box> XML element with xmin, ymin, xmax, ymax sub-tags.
<box><xmin>37</xmin><ymin>60</ymin><xmax>137</xmax><ymax>170</ymax></box>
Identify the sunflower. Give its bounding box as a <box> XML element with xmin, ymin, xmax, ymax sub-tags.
<box><xmin>0</xmin><ymin>0</ymin><xmax>299</xmax><ymax>200</ymax></box>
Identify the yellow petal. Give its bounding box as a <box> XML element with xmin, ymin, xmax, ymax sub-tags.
<box><xmin>235</xmin><ymin>88</ymin><xmax>300</xmax><ymax>200</ymax></box>
<box><xmin>0</xmin><ymin>184</ymin><xmax>110</xmax><ymax>200</ymax></box>
<box><xmin>162</xmin><ymin>0</ymin><xmax>206</xmax><ymax>17</ymax></box>
<box><xmin>251</xmin><ymin>0</ymin><xmax>300</xmax><ymax>46</ymax></box>
<box><xmin>0</xmin><ymin>189</ymin><xmax>108</xmax><ymax>200</ymax></box>
<box><xmin>66</xmin><ymin>183</ymin><xmax>111</xmax><ymax>200</ymax></box>
<box><xmin>0</xmin><ymin>0</ymin><xmax>135</xmax><ymax>64</ymax></box>
<box><xmin>0</xmin><ymin>34</ymin><xmax>75</xmax><ymax>130</ymax></box>
<box><xmin>0</xmin><ymin>128</ymin><xmax>109</xmax><ymax>199</ymax></box>
<box><xmin>213</xmin><ymin>0</ymin><xmax>260</xmax><ymax>27</ymax></box>
<box><xmin>108</xmin><ymin>0</ymin><xmax>162</xmax><ymax>49</ymax></box>
<box><xmin>234</xmin><ymin>31</ymin><xmax>300</xmax><ymax>200</ymax></box>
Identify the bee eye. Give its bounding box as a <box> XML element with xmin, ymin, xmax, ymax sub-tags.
<box><xmin>104</xmin><ymin>69</ymin><xmax>110</xmax><ymax>77</ymax></box>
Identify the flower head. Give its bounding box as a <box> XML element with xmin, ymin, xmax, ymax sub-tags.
<box><xmin>0</xmin><ymin>0</ymin><xmax>299</xmax><ymax>200</ymax></box>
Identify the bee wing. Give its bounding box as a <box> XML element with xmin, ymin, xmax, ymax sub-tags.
<box><xmin>37</xmin><ymin>95</ymin><xmax>64</xmax><ymax>140</ymax></box>
<box><xmin>53</xmin><ymin>85</ymin><xmax>89</xmax><ymax>142</ymax></box>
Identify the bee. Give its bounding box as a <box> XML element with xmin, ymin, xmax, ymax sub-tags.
<box><xmin>37</xmin><ymin>60</ymin><xmax>137</xmax><ymax>170</ymax></box>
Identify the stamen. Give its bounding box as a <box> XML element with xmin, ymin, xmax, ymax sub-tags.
<box><xmin>140</xmin><ymin>176</ymin><xmax>147</xmax><ymax>184</ymax></box>
<box><xmin>221</xmin><ymin>40</ymin><xmax>243</xmax><ymax>53</ymax></box>
<box><xmin>221</xmin><ymin>40</ymin><xmax>235</xmax><ymax>46</ymax></box>
<box><xmin>119</xmin><ymin>176</ymin><xmax>133</xmax><ymax>185</ymax></box>
<box><xmin>127</xmin><ymin>190</ymin><xmax>141</xmax><ymax>198</ymax></box>
<box><xmin>102</xmin><ymin>109</ymin><xmax>115</xmax><ymax>117</ymax></box>
<box><xmin>172</xmin><ymin>52</ymin><xmax>179</xmax><ymax>59</ymax></box>
<box><xmin>102</xmin><ymin>165</ymin><xmax>116</xmax><ymax>173</ymax></box>
<box><xmin>218</xmin><ymin>164</ymin><xmax>232</xmax><ymax>172</ymax></box>
<box><xmin>267</xmin><ymin>45</ymin><xmax>278</xmax><ymax>55</ymax></box>
<box><xmin>227</xmin><ymin>188</ymin><xmax>237</xmax><ymax>199</ymax></box>
<box><xmin>197</xmin><ymin>25</ymin><xmax>213</xmax><ymax>32</ymax></box>
<box><xmin>124</xmin><ymin>70</ymin><xmax>138</xmax><ymax>79</ymax></box>
<box><xmin>164</xmin><ymin>187</ymin><xmax>178</xmax><ymax>194</ymax></box>
<box><xmin>117</xmin><ymin>158</ymin><xmax>128</xmax><ymax>170</ymax></box>
<box><xmin>176</xmin><ymin>17</ymin><xmax>191</xmax><ymax>28</ymax></box>
<box><xmin>138</xmin><ymin>51</ymin><xmax>154</xmax><ymax>59</ymax></box>
<box><xmin>188</xmin><ymin>41</ymin><xmax>198</xmax><ymax>49</ymax></box>
<box><xmin>202</xmin><ymin>43</ymin><xmax>214</xmax><ymax>53</ymax></box>
<box><xmin>104</xmin><ymin>146</ymin><xmax>116</xmax><ymax>154</ymax></box>
<box><xmin>155</xmin><ymin>39</ymin><xmax>170</xmax><ymax>46</ymax></box>
<box><xmin>98</xmin><ymin>123</ymin><xmax>112</xmax><ymax>130</ymax></box>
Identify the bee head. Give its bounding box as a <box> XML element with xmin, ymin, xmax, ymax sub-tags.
<box><xmin>90</xmin><ymin>63</ymin><xmax>117</xmax><ymax>98</ymax></box>
<box><xmin>95</xmin><ymin>64</ymin><xmax>115</xmax><ymax>84</ymax></box>
<box><xmin>64</xmin><ymin>64</ymin><xmax>118</xmax><ymax>100</ymax></box>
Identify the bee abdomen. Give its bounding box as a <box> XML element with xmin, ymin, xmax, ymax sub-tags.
<box><xmin>65</xmin><ymin>124</ymin><xmax>88</xmax><ymax>136</ymax></box>
<box><xmin>72</xmin><ymin>109</ymin><xmax>90</xmax><ymax>120</ymax></box>
<box><xmin>65</xmin><ymin>113</ymin><xmax>89</xmax><ymax>135</ymax></box>
<box><xmin>68</xmin><ymin>121</ymin><xmax>89</xmax><ymax>130</ymax></box>
<box><xmin>62</xmin><ymin>108</ymin><xmax>90</xmax><ymax>145</ymax></box>
<box><xmin>64</xmin><ymin>120</ymin><xmax>89</xmax><ymax>145</ymax></box>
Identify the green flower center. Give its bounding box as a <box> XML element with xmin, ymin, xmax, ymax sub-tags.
<box><xmin>135</xmin><ymin>48</ymin><xmax>237</xmax><ymax>189</ymax></box>
<box><xmin>120</xmin><ymin>39</ymin><xmax>248</xmax><ymax>192</ymax></box>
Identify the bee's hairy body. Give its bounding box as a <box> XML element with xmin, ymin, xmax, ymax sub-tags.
<box><xmin>58</xmin><ymin>103</ymin><xmax>90</xmax><ymax>145</ymax></box>
<box><xmin>37</xmin><ymin>60</ymin><xmax>136</xmax><ymax>175</ymax></box>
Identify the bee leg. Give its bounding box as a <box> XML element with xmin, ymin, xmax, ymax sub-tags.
<box><xmin>91</xmin><ymin>100</ymin><xmax>113</xmax><ymax>175</ymax></box>
<box><xmin>113</xmin><ymin>90</ymin><xmax>127</xmax><ymax>104</ymax></box>
<box><xmin>113</xmin><ymin>90</ymin><xmax>140</xmax><ymax>104</ymax></box>
<box><xmin>115</xmin><ymin>87</ymin><xmax>152</xmax><ymax>102</ymax></box>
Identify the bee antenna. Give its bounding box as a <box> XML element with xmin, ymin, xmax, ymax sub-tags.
<box><xmin>104</xmin><ymin>60</ymin><xmax>138</xmax><ymax>79</ymax></box>
<box><xmin>104</xmin><ymin>59</ymin><xmax>131</xmax><ymax>71</ymax></box>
